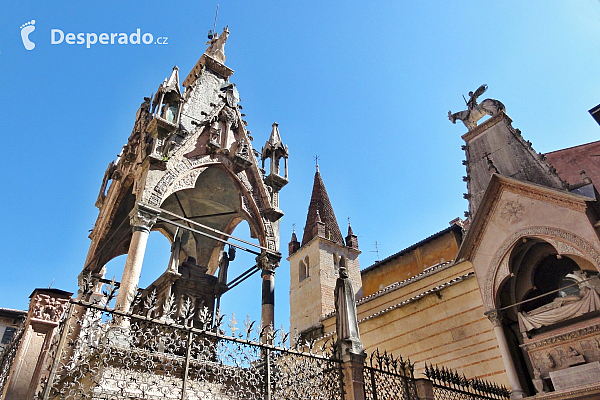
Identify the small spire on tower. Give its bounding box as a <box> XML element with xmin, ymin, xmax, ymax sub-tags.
<box><xmin>289</xmin><ymin>225</ymin><xmax>300</xmax><ymax>256</ymax></box>
<box><xmin>345</xmin><ymin>219</ymin><xmax>359</xmax><ymax>249</ymax></box>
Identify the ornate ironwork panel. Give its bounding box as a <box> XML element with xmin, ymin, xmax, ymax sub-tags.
<box><xmin>363</xmin><ymin>349</ymin><xmax>417</xmax><ymax>400</ymax></box>
<box><xmin>0</xmin><ymin>323</ymin><xmax>25</xmax><ymax>394</ymax></box>
<box><xmin>33</xmin><ymin>283</ymin><xmax>343</xmax><ymax>400</ymax></box>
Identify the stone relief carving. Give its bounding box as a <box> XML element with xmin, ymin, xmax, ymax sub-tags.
<box><xmin>484</xmin><ymin>227</ymin><xmax>600</xmax><ymax>310</ymax></box>
<box><xmin>500</xmin><ymin>200</ymin><xmax>525</xmax><ymax>224</ymax></box>
<box><xmin>30</xmin><ymin>294</ymin><xmax>70</xmax><ymax>323</ymax></box>
<box><xmin>494</xmin><ymin>256</ymin><xmax>511</xmax><ymax>295</ymax></box>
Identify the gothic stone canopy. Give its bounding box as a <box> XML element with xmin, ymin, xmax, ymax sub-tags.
<box><xmin>85</xmin><ymin>40</ymin><xmax>287</xmax><ymax>275</ymax></box>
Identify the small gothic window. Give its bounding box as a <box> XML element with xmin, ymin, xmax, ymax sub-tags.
<box><xmin>299</xmin><ymin>256</ymin><xmax>309</xmax><ymax>281</ymax></box>
<box><xmin>304</xmin><ymin>256</ymin><xmax>310</xmax><ymax>278</ymax></box>
<box><xmin>299</xmin><ymin>260</ymin><xmax>306</xmax><ymax>281</ymax></box>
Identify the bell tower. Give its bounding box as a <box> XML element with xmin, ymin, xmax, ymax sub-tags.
<box><xmin>288</xmin><ymin>165</ymin><xmax>362</xmax><ymax>342</ymax></box>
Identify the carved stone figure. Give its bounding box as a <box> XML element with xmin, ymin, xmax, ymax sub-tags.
<box><xmin>543</xmin><ymin>352</ymin><xmax>556</xmax><ymax>369</ymax></box>
<box><xmin>218</xmin><ymin>246</ymin><xmax>236</xmax><ymax>285</ymax></box>
<box><xmin>532</xmin><ymin>368</ymin><xmax>546</xmax><ymax>393</ymax></box>
<box><xmin>448</xmin><ymin>84</ymin><xmax>505</xmax><ymax>130</ymax></box>
<box><xmin>518</xmin><ymin>277</ymin><xmax>600</xmax><ymax>333</ymax></box>
<box><xmin>335</xmin><ymin>267</ymin><xmax>363</xmax><ymax>355</ymax></box>
<box><xmin>205</xmin><ymin>26</ymin><xmax>230</xmax><ymax>63</ymax></box>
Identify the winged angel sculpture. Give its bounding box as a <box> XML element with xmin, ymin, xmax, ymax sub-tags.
<box><xmin>448</xmin><ymin>85</ymin><xmax>505</xmax><ymax>130</ymax></box>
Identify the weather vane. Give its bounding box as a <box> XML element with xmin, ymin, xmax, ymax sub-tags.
<box><xmin>208</xmin><ymin>4</ymin><xmax>220</xmax><ymax>39</ymax></box>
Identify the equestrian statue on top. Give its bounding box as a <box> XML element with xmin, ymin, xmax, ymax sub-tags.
<box><xmin>449</xmin><ymin>84</ymin><xmax>505</xmax><ymax>131</ymax></box>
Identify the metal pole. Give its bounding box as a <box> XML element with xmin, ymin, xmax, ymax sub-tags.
<box><xmin>370</xmin><ymin>368</ymin><xmax>378</xmax><ymax>400</ymax></box>
<box><xmin>41</xmin><ymin>303</ymin><xmax>75</xmax><ymax>400</ymax></box>
<box><xmin>264</xmin><ymin>350</ymin><xmax>271</xmax><ymax>400</ymax></box>
<box><xmin>181</xmin><ymin>330</ymin><xmax>193</xmax><ymax>400</ymax></box>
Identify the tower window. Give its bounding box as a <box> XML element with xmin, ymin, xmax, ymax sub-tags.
<box><xmin>299</xmin><ymin>256</ymin><xmax>309</xmax><ymax>281</ymax></box>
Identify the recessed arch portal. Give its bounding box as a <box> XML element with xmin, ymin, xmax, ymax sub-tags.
<box><xmin>484</xmin><ymin>227</ymin><xmax>600</xmax><ymax>311</ymax></box>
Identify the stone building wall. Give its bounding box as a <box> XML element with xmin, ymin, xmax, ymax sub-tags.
<box><xmin>321</xmin><ymin>261</ymin><xmax>508</xmax><ymax>386</ymax></box>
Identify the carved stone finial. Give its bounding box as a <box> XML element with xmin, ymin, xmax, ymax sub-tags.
<box><xmin>449</xmin><ymin>85</ymin><xmax>505</xmax><ymax>131</ymax></box>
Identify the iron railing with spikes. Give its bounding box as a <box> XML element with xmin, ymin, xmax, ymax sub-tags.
<box><xmin>424</xmin><ymin>363</ymin><xmax>510</xmax><ymax>400</ymax></box>
<box><xmin>31</xmin><ymin>279</ymin><xmax>345</xmax><ymax>400</ymax></box>
<box><xmin>364</xmin><ymin>349</ymin><xmax>418</xmax><ymax>400</ymax></box>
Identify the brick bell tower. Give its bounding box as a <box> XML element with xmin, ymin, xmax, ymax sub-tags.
<box><xmin>288</xmin><ymin>165</ymin><xmax>362</xmax><ymax>342</ymax></box>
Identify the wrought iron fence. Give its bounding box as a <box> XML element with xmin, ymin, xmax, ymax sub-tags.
<box><xmin>363</xmin><ymin>349</ymin><xmax>418</xmax><ymax>400</ymax></box>
<box><xmin>424</xmin><ymin>363</ymin><xmax>510</xmax><ymax>400</ymax></box>
<box><xmin>0</xmin><ymin>323</ymin><xmax>26</xmax><ymax>394</ymax></box>
<box><xmin>32</xmin><ymin>280</ymin><xmax>344</xmax><ymax>400</ymax></box>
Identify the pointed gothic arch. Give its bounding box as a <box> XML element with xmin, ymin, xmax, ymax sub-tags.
<box><xmin>485</xmin><ymin>227</ymin><xmax>600</xmax><ymax>311</ymax></box>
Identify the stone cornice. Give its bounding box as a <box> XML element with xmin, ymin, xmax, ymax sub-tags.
<box><xmin>520</xmin><ymin>322</ymin><xmax>600</xmax><ymax>351</ymax></box>
<box><xmin>527</xmin><ymin>382</ymin><xmax>600</xmax><ymax>399</ymax></box>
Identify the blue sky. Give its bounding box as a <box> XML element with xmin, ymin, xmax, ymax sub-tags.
<box><xmin>2</xmin><ymin>1</ymin><xmax>600</xmax><ymax>329</ymax></box>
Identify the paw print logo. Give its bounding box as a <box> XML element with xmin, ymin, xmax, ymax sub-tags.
<box><xmin>20</xmin><ymin>20</ymin><xmax>36</xmax><ymax>50</ymax></box>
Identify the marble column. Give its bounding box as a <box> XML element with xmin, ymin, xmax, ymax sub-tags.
<box><xmin>485</xmin><ymin>309</ymin><xmax>526</xmax><ymax>399</ymax></box>
<box><xmin>257</xmin><ymin>252</ymin><xmax>280</xmax><ymax>343</ymax></box>
<box><xmin>114</xmin><ymin>207</ymin><xmax>158</xmax><ymax>313</ymax></box>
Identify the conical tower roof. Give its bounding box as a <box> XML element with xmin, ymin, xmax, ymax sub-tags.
<box><xmin>301</xmin><ymin>167</ymin><xmax>344</xmax><ymax>246</ymax></box>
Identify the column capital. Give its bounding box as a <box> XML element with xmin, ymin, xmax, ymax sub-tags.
<box><xmin>130</xmin><ymin>205</ymin><xmax>159</xmax><ymax>232</ymax></box>
<box><xmin>485</xmin><ymin>309</ymin><xmax>503</xmax><ymax>327</ymax></box>
<box><xmin>256</xmin><ymin>252</ymin><xmax>281</xmax><ymax>274</ymax></box>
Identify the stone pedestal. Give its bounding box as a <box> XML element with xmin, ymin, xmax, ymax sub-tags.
<box><xmin>2</xmin><ymin>289</ymin><xmax>72</xmax><ymax>400</ymax></box>
<box><xmin>414</xmin><ymin>378</ymin><xmax>434</xmax><ymax>400</ymax></box>
<box><xmin>341</xmin><ymin>352</ymin><xmax>366</xmax><ymax>400</ymax></box>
